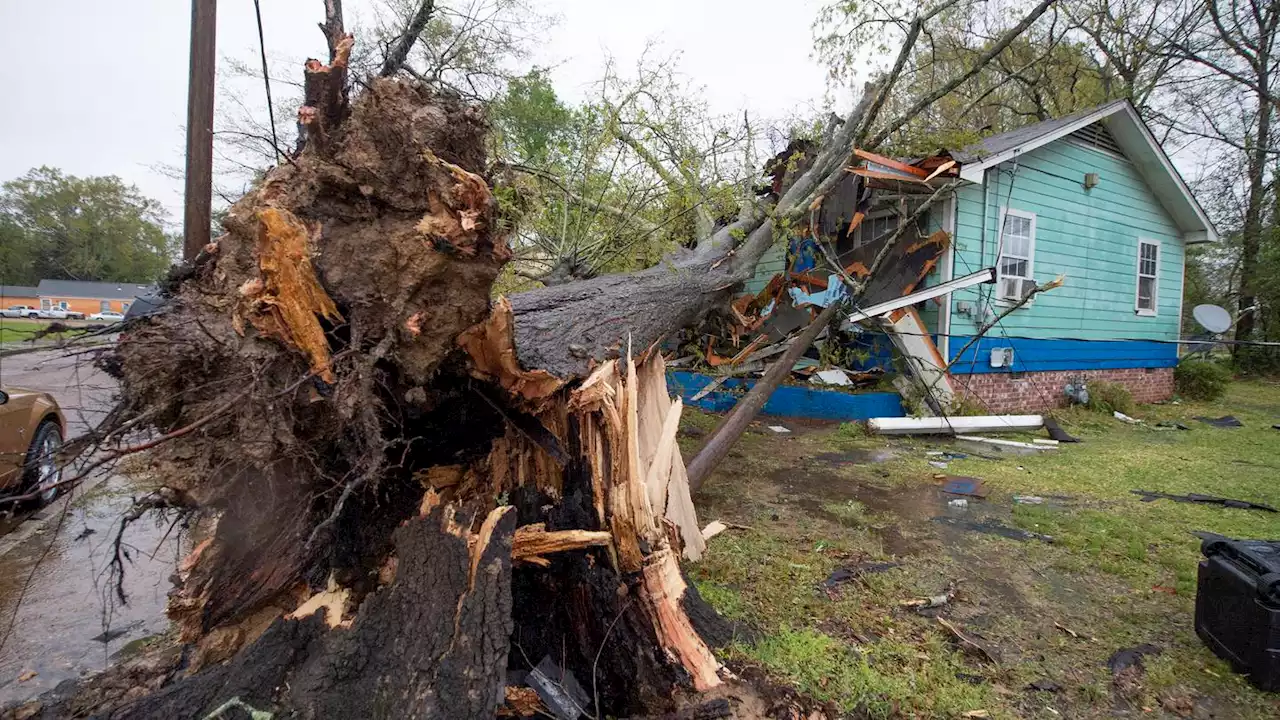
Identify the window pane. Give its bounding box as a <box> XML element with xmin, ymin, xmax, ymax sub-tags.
<box><xmin>1004</xmin><ymin>214</ymin><xmax>1029</xmax><ymax>237</ymax></box>
<box><xmin>1001</xmin><ymin>257</ymin><xmax>1027</xmax><ymax>278</ymax></box>
<box><xmin>1138</xmin><ymin>277</ymin><xmax>1155</xmax><ymax>309</ymax></box>
<box><xmin>1006</xmin><ymin>235</ymin><xmax>1030</xmax><ymax>258</ymax></box>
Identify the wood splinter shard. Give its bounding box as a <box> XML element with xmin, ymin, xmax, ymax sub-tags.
<box><xmin>512</xmin><ymin>523</ymin><xmax>613</xmax><ymax>566</ymax></box>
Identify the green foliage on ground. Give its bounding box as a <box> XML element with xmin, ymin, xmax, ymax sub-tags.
<box><xmin>1175</xmin><ymin>358</ymin><xmax>1232</xmax><ymax>400</ymax></box>
<box><xmin>1084</xmin><ymin>380</ymin><xmax>1135</xmax><ymax>415</ymax></box>
<box><xmin>1</xmin><ymin>167</ymin><xmax>175</xmax><ymax>286</ymax></box>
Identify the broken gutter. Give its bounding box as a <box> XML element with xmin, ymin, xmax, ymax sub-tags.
<box><xmin>845</xmin><ymin>267</ymin><xmax>995</xmax><ymax>324</ymax></box>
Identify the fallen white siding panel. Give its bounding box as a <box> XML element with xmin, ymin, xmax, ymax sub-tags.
<box><xmin>868</xmin><ymin>415</ymin><xmax>1044</xmax><ymax>435</ymax></box>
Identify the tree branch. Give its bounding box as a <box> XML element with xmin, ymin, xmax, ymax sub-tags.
<box><xmin>864</xmin><ymin>0</ymin><xmax>1059</xmax><ymax>150</ymax></box>
<box><xmin>379</xmin><ymin>0</ymin><xmax>438</xmax><ymax>77</ymax></box>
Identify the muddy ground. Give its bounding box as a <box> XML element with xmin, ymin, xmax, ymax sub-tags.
<box><xmin>686</xmin><ymin>384</ymin><xmax>1280</xmax><ymax>719</ymax></box>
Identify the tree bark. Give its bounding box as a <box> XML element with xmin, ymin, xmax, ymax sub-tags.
<box><xmin>1237</xmin><ymin>65</ymin><xmax>1274</xmax><ymax>350</ymax></box>
<box><xmin>379</xmin><ymin>0</ymin><xmax>437</xmax><ymax>77</ymax></box>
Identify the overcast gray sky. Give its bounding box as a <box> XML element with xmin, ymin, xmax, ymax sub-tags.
<box><xmin>0</xmin><ymin>0</ymin><xmax>829</xmax><ymax>226</ymax></box>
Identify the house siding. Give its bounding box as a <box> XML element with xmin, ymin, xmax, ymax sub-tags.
<box><xmin>947</xmin><ymin>139</ymin><xmax>1184</xmax><ymax>380</ymax></box>
<box><xmin>744</xmin><ymin>242</ymin><xmax>787</xmax><ymax>295</ymax></box>
<box><xmin>42</xmin><ymin>297</ymin><xmax>133</xmax><ymax>315</ymax></box>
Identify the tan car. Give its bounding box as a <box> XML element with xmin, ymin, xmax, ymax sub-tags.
<box><xmin>0</xmin><ymin>387</ymin><xmax>65</xmax><ymax>503</ymax></box>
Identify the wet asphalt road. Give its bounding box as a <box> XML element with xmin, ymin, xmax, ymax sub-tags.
<box><xmin>0</xmin><ymin>348</ymin><xmax>178</xmax><ymax>705</ymax></box>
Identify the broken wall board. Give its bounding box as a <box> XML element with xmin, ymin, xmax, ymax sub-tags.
<box><xmin>883</xmin><ymin>307</ymin><xmax>955</xmax><ymax>412</ymax></box>
<box><xmin>840</xmin><ymin>229</ymin><xmax>952</xmax><ymax>307</ymax></box>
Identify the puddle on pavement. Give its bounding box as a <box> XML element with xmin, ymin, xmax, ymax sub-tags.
<box><xmin>0</xmin><ymin>476</ymin><xmax>183</xmax><ymax>706</ymax></box>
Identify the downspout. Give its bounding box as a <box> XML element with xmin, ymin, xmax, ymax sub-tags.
<box><xmin>939</xmin><ymin>193</ymin><xmax>957</xmax><ymax>360</ymax></box>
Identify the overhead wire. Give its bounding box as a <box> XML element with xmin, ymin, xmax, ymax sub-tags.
<box><xmin>253</xmin><ymin>0</ymin><xmax>282</xmax><ymax>164</ymax></box>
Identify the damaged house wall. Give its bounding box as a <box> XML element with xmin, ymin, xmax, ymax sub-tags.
<box><xmin>735</xmin><ymin>102</ymin><xmax>1217</xmax><ymax>417</ymax></box>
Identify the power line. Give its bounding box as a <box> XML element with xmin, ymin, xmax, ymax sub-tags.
<box><xmin>252</xmin><ymin>0</ymin><xmax>281</xmax><ymax>164</ymax></box>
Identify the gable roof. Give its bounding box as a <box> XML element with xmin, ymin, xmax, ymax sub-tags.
<box><xmin>37</xmin><ymin>279</ymin><xmax>155</xmax><ymax>300</ymax></box>
<box><xmin>950</xmin><ymin>100</ymin><xmax>1218</xmax><ymax>244</ymax></box>
<box><xmin>0</xmin><ymin>285</ymin><xmax>40</xmax><ymax>298</ymax></box>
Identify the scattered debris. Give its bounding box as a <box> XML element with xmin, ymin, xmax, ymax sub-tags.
<box><xmin>1155</xmin><ymin>421</ymin><xmax>1191</xmax><ymax>431</ymax></box>
<box><xmin>955</xmin><ymin>672</ymin><xmax>986</xmax><ymax>685</ymax></box>
<box><xmin>527</xmin><ymin>655</ymin><xmax>590</xmax><ymax>720</ymax></box>
<box><xmin>937</xmin><ymin>617</ymin><xmax>1000</xmax><ymax>663</ymax></box>
<box><xmin>690</xmin><ymin>376</ymin><xmax>729</xmax><ymax>402</ymax></box>
<box><xmin>1194</xmin><ymin>415</ymin><xmax>1244</xmax><ymax>428</ymax></box>
<box><xmin>1028</xmin><ymin>679</ymin><xmax>1063</xmax><ymax>692</ymax></box>
<box><xmin>500</xmin><ymin>686</ymin><xmax>547</xmax><ymax>717</ymax></box>
<box><xmin>767</xmin><ymin>425</ymin><xmax>791</xmax><ymax>434</ymax></box>
<box><xmin>942</xmin><ymin>476</ymin><xmax>988</xmax><ymax>498</ymax></box>
<box><xmin>1032</xmin><ymin>438</ymin><xmax>1059</xmax><ymax>446</ymax></box>
<box><xmin>1108</xmin><ymin>644</ymin><xmax>1163</xmax><ymax>675</ymax></box>
<box><xmin>1131</xmin><ymin>489</ymin><xmax>1277</xmax><ymax>513</ymax></box>
<box><xmin>1012</xmin><ymin>496</ymin><xmax>1044</xmax><ymax>505</ymax></box>
<box><xmin>1114</xmin><ymin>411</ymin><xmax>1142</xmax><ymax>424</ymax></box>
<box><xmin>811</xmin><ymin>368</ymin><xmax>853</xmax><ymax>386</ymax></box>
<box><xmin>1152</xmin><ymin>585</ymin><xmax>1178</xmax><ymax>595</ymax></box>
<box><xmin>954</xmin><ymin>435</ymin><xmax>1055</xmax><ymax>452</ymax></box>
<box><xmin>821</xmin><ymin>561</ymin><xmax>902</xmax><ymax>592</ymax></box>
<box><xmin>1053</xmin><ymin>621</ymin><xmax>1089</xmax><ymax>640</ymax></box>
<box><xmin>948</xmin><ymin>498</ymin><xmax>969</xmax><ymax>508</ymax></box>
<box><xmin>1272</xmin><ymin>424</ymin><xmax>1280</xmax><ymax>431</ymax></box>
<box><xmin>701</xmin><ymin>521</ymin><xmax>727</xmax><ymax>540</ymax></box>
<box><xmin>699</xmin><ymin>520</ymin><xmax>752</xmax><ymax>541</ymax></box>
<box><xmin>1043</xmin><ymin>417</ymin><xmax>1081</xmax><ymax>443</ymax></box>
<box><xmin>961</xmin><ymin>711</ymin><xmax>990</xmax><ymax>719</ymax></box>
<box><xmin>929</xmin><ymin>461</ymin><xmax>949</xmax><ymax>470</ymax></box>
<box><xmin>903</xmin><ymin>589</ymin><xmax>955</xmax><ymax>611</ymax></box>
<box><xmin>17</xmin><ymin>670</ymin><xmax>37</xmax><ymax>683</ymax></box>
<box><xmin>932</xmin><ymin>516</ymin><xmax>1054</xmax><ymax>543</ymax></box>
<box><xmin>869</xmin><ymin>415</ymin><xmax>1044</xmax><ymax>435</ymax></box>
<box><xmin>73</xmin><ymin>526</ymin><xmax>97</xmax><ymax>541</ymax></box>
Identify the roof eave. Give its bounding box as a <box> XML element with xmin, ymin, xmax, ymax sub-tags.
<box><xmin>954</xmin><ymin>101</ymin><xmax>1218</xmax><ymax>243</ymax></box>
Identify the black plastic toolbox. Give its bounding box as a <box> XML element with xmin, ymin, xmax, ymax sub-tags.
<box><xmin>1195</xmin><ymin>537</ymin><xmax>1280</xmax><ymax>691</ymax></box>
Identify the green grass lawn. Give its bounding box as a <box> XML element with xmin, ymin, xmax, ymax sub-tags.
<box><xmin>685</xmin><ymin>381</ymin><xmax>1280</xmax><ymax>719</ymax></box>
<box><xmin>0</xmin><ymin>317</ymin><xmax>87</xmax><ymax>344</ymax></box>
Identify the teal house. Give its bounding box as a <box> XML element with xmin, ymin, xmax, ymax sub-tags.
<box><xmin>746</xmin><ymin>100</ymin><xmax>1217</xmax><ymax>413</ymax></box>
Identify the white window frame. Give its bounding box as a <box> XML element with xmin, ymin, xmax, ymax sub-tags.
<box><xmin>995</xmin><ymin>207</ymin><xmax>1036</xmax><ymax>304</ymax></box>
<box><xmin>1135</xmin><ymin>238</ymin><xmax>1159</xmax><ymax>316</ymax></box>
<box><xmin>853</xmin><ymin>209</ymin><xmax>900</xmax><ymax>248</ymax></box>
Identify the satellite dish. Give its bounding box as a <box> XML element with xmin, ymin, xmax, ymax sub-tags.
<box><xmin>1193</xmin><ymin>304</ymin><xmax>1232</xmax><ymax>334</ymax></box>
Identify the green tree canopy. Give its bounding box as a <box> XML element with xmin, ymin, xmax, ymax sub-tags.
<box><xmin>0</xmin><ymin>167</ymin><xmax>175</xmax><ymax>286</ymax></box>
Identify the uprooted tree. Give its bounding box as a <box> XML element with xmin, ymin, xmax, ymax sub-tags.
<box><xmin>21</xmin><ymin>3</ymin><xmax>1062</xmax><ymax>718</ymax></box>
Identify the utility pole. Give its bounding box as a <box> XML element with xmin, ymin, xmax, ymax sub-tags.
<box><xmin>183</xmin><ymin>0</ymin><xmax>217</xmax><ymax>261</ymax></box>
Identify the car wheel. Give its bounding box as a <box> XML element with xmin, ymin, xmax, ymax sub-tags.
<box><xmin>27</xmin><ymin>313</ymin><xmax>38</xmax><ymax>319</ymax></box>
<box><xmin>23</xmin><ymin>421</ymin><xmax>63</xmax><ymax>504</ymax></box>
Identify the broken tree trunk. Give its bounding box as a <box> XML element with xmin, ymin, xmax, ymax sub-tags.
<box><xmin>62</xmin><ymin>38</ymin><xmax>731</xmax><ymax>720</ymax></box>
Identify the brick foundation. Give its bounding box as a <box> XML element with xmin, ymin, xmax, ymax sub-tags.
<box><xmin>953</xmin><ymin>367</ymin><xmax>1174</xmax><ymax>414</ymax></box>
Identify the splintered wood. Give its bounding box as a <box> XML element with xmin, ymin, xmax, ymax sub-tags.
<box><xmin>512</xmin><ymin>524</ymin><xmax>612</xmax><ymax>566</ymax></box>
<box><xmin>237</xmin><ymin>207</ymin><xmax>344</xmax><ymax>382</ymax></box>
<box><xmin>457</xmin><ymin>297</ymin><xmax>565</xmax><ymax>402</ymax></box>
<box><xmin>460</xmin><ymin>316</ymin><xmax>721</xmax><ymax>690</ymax></box>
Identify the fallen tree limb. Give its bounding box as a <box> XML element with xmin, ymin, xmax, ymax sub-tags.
<box><xmin>687</xmin><ymin>302</ymin><xmax>840</xmax><ymax>491</ymax></box>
